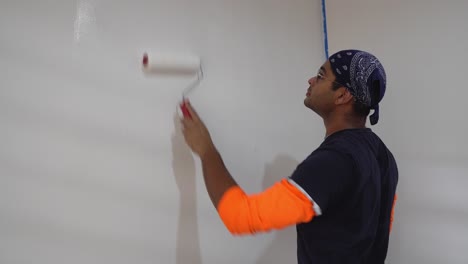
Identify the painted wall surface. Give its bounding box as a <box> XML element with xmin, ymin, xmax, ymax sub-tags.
<box><xmin>1</xmin><ymin>0</ymin><xmax>326</xmax><ymax>263</ymax></box>
<box><xmin>327</xmin><ymin>1</ymin><xmax>468</xmax><ymax>263</ymax></box>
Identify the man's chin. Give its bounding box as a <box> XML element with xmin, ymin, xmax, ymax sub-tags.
<box><xmin>304</xmin><ymin>98</ymin><xmax>312</xmax><ymax>109</ymax></box>
<box><xmin>304</xmin><ymin>99</ymin><xmax>319</xmax><ymax>115</ymax></box>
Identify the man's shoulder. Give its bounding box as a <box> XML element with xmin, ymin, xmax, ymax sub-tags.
<box><xmin>322</xmin><ymin>128</ymin><xmax>392</xmax><ymax>154</ymax></box>
<box><xmin>301</xmin><ymin>146</ymin><xmax>355</xmax><ymax>170</ymax></box>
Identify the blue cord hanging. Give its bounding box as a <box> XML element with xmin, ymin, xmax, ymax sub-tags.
<box><xmin>321</xmin><ymin>0</ymin><xmax>329</xmax><ymax>59</ymax></box>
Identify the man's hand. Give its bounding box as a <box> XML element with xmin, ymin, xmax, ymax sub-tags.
<box><xmin>179</xmin><ymin>100</ymin><xmax>238</xmax><ymax>209</ymax></box>
<box><xmin>180</xmin><ymin>100</ymin><xmax>216</xmax><ymax>158</ymax></box>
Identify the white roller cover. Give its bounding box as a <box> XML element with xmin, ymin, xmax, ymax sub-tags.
<box><xmin>142</xmin><ymin>52</ymin><xmax>201</xmax><ymax>74</ymax></box>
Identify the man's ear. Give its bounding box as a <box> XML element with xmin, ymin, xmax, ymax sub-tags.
<box><xmin>335</xmin><ymin>87</ymin><xmax>354</xmax><ymax>105</ymax></box>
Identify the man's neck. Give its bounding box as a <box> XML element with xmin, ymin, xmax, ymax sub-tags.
<box><xmin>323</xmin><ymin>115</ymin><xmax>366</xmax><ymax>138</ymax></box>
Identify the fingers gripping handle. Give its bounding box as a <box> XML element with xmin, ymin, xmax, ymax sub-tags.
<box><xmin>180</xmin><ymin>100</ymin><xmax>192</xmax><ymax>119</ymax></box>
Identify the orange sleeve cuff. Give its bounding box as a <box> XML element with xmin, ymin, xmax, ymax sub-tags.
<box><xmin>390</xmin><ymin>194</ymin><xmax>397</xmax><ymax>233</ymax></box>
<box><xmin>216</xmin><ymin>179</ymin><xmax>315</xmax><ymax>235</ymax></box>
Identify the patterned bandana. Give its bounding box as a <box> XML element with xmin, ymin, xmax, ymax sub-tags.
<box><xmin>329</xmin><ymin>50</ymin><xmax>387</xmax><ymax>125</ymax></box>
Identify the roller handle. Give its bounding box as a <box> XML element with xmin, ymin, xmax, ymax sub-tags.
<box><xmin>180</xmin><ymin>101</ymin><xmax>192</xmax><ymax>119</ymax></box>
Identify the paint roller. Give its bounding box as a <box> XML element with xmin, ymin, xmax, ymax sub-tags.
<box><xmin>142</xmin><ymin>52</ymin><xmax>204</xmax><ymax>118</ymax></box>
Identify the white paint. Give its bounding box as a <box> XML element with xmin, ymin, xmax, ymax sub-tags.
<box><xmin>74</xmin><ymin>0</ymin><xmax>96</xmax><ymax>42</ymax></box>
<box><xmin>0</xmin><ymin>0</ymin><xmax>323</xmax><ymax>263</ymax></box>
<box><xmin>327</xmin><ymin>1</ymin><xmax>468</xmax><ymax>263</ymax></box>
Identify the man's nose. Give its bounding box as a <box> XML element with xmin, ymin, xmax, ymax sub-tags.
<box><xmin>308</xmin><ymin>76</ymin><xmax>317</xmax><ymax>86</ymax></box>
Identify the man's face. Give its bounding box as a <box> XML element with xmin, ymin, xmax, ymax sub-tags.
<box><xmin>304</xmin><ymin>61</ymin><xmax>338</xmax><ymax>116</ymax></box>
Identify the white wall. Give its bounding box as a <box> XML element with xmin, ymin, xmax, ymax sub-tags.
<box><xmin>1</xmin><ymin>0</ymin><xmax>326</xmax><ymax>263</ymax></box>
<box><xmin>327</xmin><ymin>1</ymin><xmax>468</xmax><ymax>263</ymax></box>
<box><xmin>4</xmin><ymin>1</ymin><xmax>464</xmax><ymax>263</ymax></box>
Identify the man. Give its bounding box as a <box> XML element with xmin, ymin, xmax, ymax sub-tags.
<box><xmin>180</xmin><ymin>49</ymin><xmax>398</xmax><ymax>264</ymax></box>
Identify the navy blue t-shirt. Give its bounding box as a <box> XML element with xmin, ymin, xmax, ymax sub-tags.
<box><xmin>289</xmin><ymin>128</ymin><xmax>398</xmax><ymax>264</ymax></box>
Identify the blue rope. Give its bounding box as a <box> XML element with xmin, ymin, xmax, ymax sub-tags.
<box><xmin>321</xmin><ymin>0</ymin><xmax>329</xmax><ymax>59</ymax></box>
